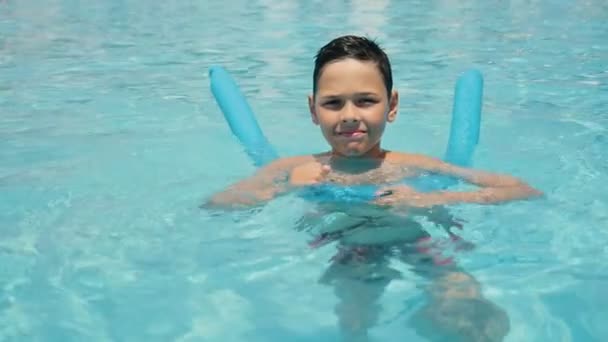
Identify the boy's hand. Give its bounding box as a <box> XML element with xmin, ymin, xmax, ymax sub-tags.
<box><xmin>289</xmin><ymin>162</ymin><xmax>332</xmax><ymax>186</ymax></box>
<box><xmin>373</xmin><ymin>185</ymin><xmax>444</xmax><ymax>208</ymax></box>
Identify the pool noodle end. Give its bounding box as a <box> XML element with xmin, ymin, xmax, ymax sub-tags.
<box><xmin>410</xmin><ymin>69</ymin><xmax>483</xmax><ymax>192</ymax></box>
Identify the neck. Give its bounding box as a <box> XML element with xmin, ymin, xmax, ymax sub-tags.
<box><xmin>328</xmin><ymin>144</ymin><xmax>387</xmax><ymax>173</ymax></box>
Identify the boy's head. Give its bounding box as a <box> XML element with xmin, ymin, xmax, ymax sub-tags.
<box><xmin>308</xmin><ymin>35</ymin><xmax>398</xmax><ymax>158</ymax></box>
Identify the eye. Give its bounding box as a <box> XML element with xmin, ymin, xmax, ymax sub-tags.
<box><xmin>322</xmin><ymin>99</ymin><xmax>343</xmax><ymax>109</ymax></box>
<box><xmin>357</xmin><ymin>98</ymin><xmax>378</xmax><ymax>106</ymax></box>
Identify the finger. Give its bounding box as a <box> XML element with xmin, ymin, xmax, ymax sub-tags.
<box><xmin>315</xmin><ymin>165</ymin><xmax>331</xmax><ymax>182</ymax></box>
<box><xmin>374</xmin><ymin>185</ymin><xmax>394</xmax><ymax>197</ymax></box>
<box><xmin>320</xmin><ymin>164</ymin><xmax>331</xmax><ymax>175</ymax></box>
<box><xmin>373</xmin><ymin>196</ymin><xmax>395</xmax><ymax>206</ymax></box>
<box><xmin>375</xmin><ymin>189</ymin><xmax>394</xmax><ymax>197</ymax></box>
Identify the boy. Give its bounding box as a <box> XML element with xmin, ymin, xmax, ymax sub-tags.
<box><xmin>206</xmin><ymin>35</ymin><xmax>542</xmax><ymax>341</ymax></box>
<box><xmin>207</xmin><ymin>35</ymin><xmax>540</xmax><ymax>209</ymax></box>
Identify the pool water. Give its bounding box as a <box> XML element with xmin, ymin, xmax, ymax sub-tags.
<box><xmin>1</xmin><ymin>0</ymin><xmax>607</xmax><ymax>341</ymax></box>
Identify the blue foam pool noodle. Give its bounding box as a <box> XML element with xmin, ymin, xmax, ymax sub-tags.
<box><xmin>209</xmin><ymin>65</ymin><xmax>278</xmax><ymax>167</ymax></box>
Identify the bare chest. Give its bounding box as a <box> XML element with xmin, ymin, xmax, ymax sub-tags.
<box><xmin>326</xmin><ymin>164</ymin><xmax>418</xmax><ymax>185</ymax></box>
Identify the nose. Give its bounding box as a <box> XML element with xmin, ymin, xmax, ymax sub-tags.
<box><xmin>340</xmin><ymin>102</ymin><xmax>360</xmax><ymax>123</ymax></box>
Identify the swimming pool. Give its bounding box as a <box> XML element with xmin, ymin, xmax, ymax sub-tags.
<box><xmin>1</xmin><ymin>0</ymin><xmax>607</xmax><ymax>340</ymax></box>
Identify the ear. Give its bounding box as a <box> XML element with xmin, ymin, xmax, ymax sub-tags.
<box><xmin>387</xmin><ymin>90</ymin><xmax>399</xmax><ymax>123</ymax></box>
<box><xmin>308</xmin><ymin>94</ymin><xmax>319</xmax><ymax>125</ymax></box>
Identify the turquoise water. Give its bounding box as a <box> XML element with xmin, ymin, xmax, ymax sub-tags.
<box><xmin>1</xmin><ymin>0</ymin><xmax>607</xmax><ymax>341</ymax></box>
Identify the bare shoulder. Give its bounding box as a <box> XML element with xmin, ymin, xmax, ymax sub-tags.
<box><xmin>281</xmin><ymin>152</ymin><xmax>332</xmax><ymax>167</ymax></box>
<box><xmin>262</xmin><ymin>154</ymin><xmax>317</xmax><ymax>172</ymax></box>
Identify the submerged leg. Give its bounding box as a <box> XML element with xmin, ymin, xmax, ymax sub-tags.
<box><xmin>319</xmin><ymin>245</ymin><xmax>400</xmax><ymax>342</ymax></box>
<box><xmin>402</xmin><ymin>240</ymin><xmax>510</xmax><ymax>342</ymax></box>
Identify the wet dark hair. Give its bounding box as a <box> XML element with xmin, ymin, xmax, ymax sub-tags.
<box><xmin>313</xmin><ymin>35</ymin><xmax>393</xmax><ymax>97</ymax></box>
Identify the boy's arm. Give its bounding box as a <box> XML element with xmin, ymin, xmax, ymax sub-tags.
<box><xmin>203</xmin><ymin>156</ymin><xmax>309</xmax><ymax>208</ymax></box>
<box><xmin>381</xmin><ymin>154</ymin><xmax>543</xmax><ymax>207</ymax></box>
<box><xmin>430</xmin><ymin>157</ymin><xmax>542</xmax><ymax>202</ymax></box>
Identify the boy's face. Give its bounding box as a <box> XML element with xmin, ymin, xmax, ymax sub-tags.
<box><xmin>308</xmin><ymin>58</ymin><xmax>398</xmax><ymax>158</ymax></box>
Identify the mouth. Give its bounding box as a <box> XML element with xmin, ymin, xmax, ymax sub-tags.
<box><xmin>336</xmin><ymin>130</ymin><xmax>367</xmax><ymax>138</ymax></box>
